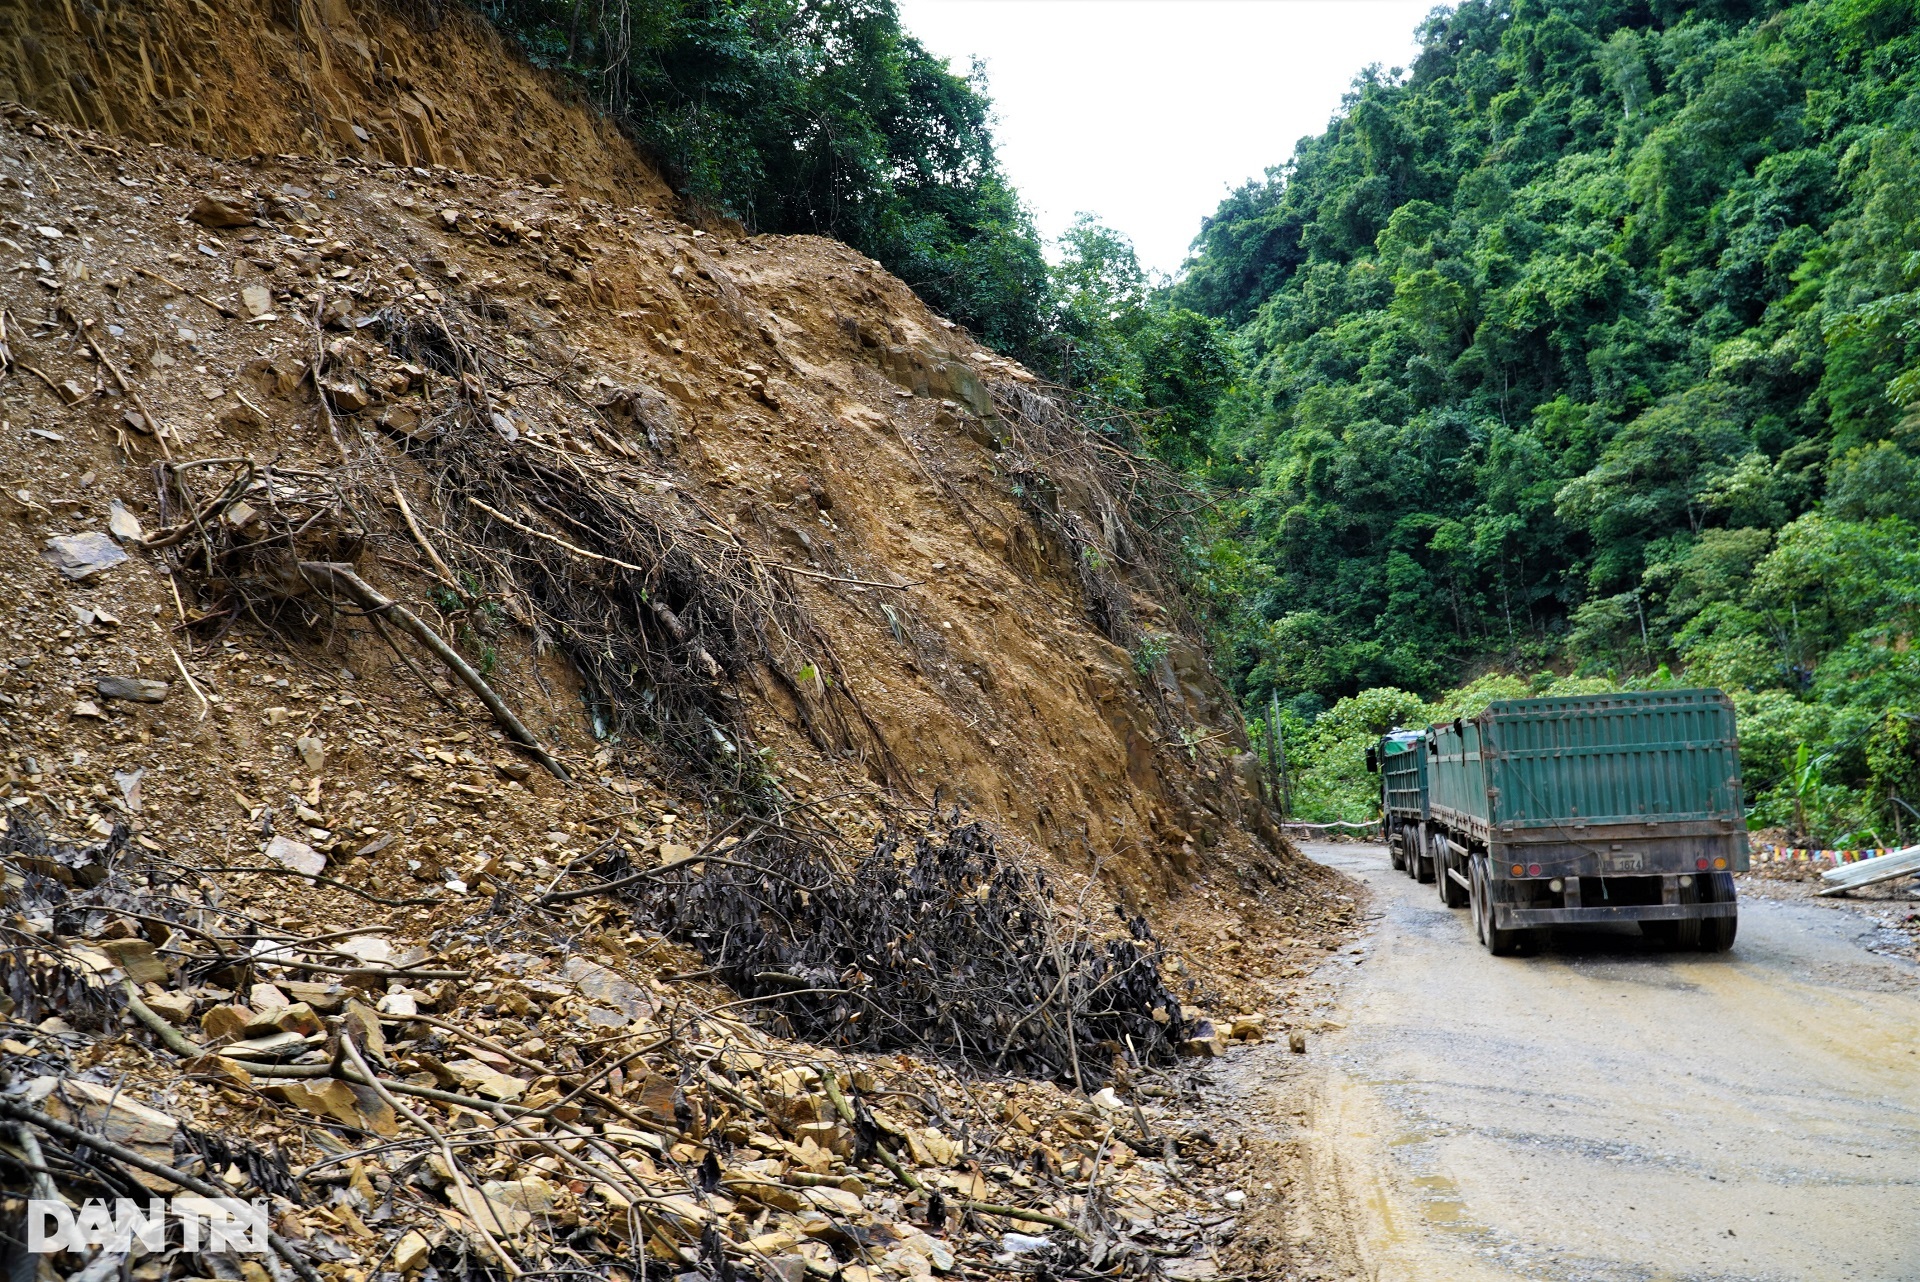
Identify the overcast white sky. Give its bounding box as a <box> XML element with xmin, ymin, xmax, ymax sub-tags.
<box><xmin>896</xmin><ymin>0</ymin><xmax>1439</xmax><ymax>278</ymax></box>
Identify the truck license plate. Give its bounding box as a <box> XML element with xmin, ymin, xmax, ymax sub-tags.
<box><xmin>1604</xmin><ymin>851</ymin><xmax>1645</xmax><ymax>872</ymax></box>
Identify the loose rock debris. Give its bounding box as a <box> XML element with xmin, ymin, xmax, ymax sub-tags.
<box><xmin>41</xmin><ymin>532</ymin><xmax>130</xmax><ymax>582</ymax></box>
<box><xmin>3</xmin><ymin>811</ymin><xmax>1263</xmax><ymax>1282</ymax></box>
<box><xmin>0</xmin><ymin>96</ymin><xmax>1349</xmax><ymax>1282</ymax></box>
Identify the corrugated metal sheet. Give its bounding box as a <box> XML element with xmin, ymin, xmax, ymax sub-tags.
<box><xmin>1428</xmin><ymin>717</ymin><xmax>1487</xmax><ymax>822</ymax></box>
<box><xmin>1429</xmin><ymin>689</ymin><xmax>1743</xmax><ymax>831</ymax></box>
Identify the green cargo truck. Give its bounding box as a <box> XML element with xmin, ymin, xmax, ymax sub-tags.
<box><xmin>1371</xmin><ymin>689</ymin><xmax>1748</xmax><ymax>955</ymax></box>
<box><xmin>1371</xmin><ymin>730</ymin><xmax>1434</xmax><ymax>884</ymax></box>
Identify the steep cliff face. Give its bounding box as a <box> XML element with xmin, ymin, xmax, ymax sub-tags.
<box><xmin>0</xmin><ymin>0</ymin><xmax>1293</xmax><ymax>911</ymax></box>
<box><xmin>0</xmin><ymin>0</ymin><xmax>671</xmax><ymax>205</ymax></box>
<box><xmin>0</xmin><ymin>12</ymin><xmax>1338</xmax><ymax>1280</ymax></box>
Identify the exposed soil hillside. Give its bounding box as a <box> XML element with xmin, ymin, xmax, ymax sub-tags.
<box><xmin>0</xmin><ymin>0</ymin><xmax>672</xmax><ymax>207</ymax></box>
<box><xmin>3</xmin><ymin>133</ymin><xmax>1271</xmax><ymax>897</ymax></box>
<box><xmin>0</xmin><ymin>5</ymin><xmax>1350</xmax><ymax>1279</ymax></box>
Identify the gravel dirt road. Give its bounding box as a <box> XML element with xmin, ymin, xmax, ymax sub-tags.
<box><xmin>1213</xmin><ymin>841</ymin><xmax>1920</xmax><ymax>1282</ymax></box>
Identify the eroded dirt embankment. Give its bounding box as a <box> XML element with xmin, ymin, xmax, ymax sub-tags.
<box><xmin>0</xmin><ymin>130</ymin><xmax>1275</xmax><ymax>899</ymax></box>
<box><xmin>0</xmin><ymin>0</ymin><xmax>1298</xmax><ymax>912</ymax></box>
<box><xmin>0</xmin><ymin>0</ymin><xmax>671</xmax><ymax>207</ymax></box>
<box><xmin>0</xmin><ymin>3</ymin><xmax>1355</xmax><ymax>1279</ymax></box>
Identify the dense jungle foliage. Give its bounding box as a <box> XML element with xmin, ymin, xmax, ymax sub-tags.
<box><xmin>473</xmin><ymin>0</ymin><xmax>1048</xmax><ymax>352</ymax></box>
<box><xmin>1046</xmin><ymin>0</ymin><xmax>1920</xmax><ymax>844</ymax></box>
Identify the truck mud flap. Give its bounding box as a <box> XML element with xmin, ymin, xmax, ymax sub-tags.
<box><xmin>1494</xmin><ymin>902</ymin><xmax>1738</xmax><ymax>927</ymax></box>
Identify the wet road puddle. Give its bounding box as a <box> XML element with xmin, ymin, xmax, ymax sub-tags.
<box><xmin>1411</xmin><ymin>1174</ymin><xmax>1480</xmax><ymax>1232</ymax></box>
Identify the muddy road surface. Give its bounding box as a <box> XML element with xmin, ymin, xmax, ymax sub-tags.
<box><xmin>1214</xmin><ymin>842</ymin><xmax>1920</xmax><ymax>1282</ymax></box>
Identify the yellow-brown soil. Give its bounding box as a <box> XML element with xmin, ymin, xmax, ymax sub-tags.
<box><xmin>0</xmin><ymin>9</ymin><xmax>1353</xmax><ymax>1275</ymax></box>
<box><xmin>0</xmin><ymin>0</ymin><xmax>672</xmax><ymax>207</ymax></box>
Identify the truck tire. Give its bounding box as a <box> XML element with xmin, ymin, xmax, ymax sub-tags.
<box><xmin>1643</xmin><ymin>876</ymin><xmax>1706</xmax><ymax>948</ymax></box>
<box><xmin>1471</xmin><ymin>857</ymin><xmax>1530</xmax><ymax>956</ymax></box>
<box><xmin>1470</xmin><ymin>858</ymin><xmax>1487</xmax><ymax>944</ymax></box>
<box><xmin>1436</xmin><ymin>832</ymin><xmax>1468</xmax><ymax>908</ymax></box>
<box><xmin>1414</xmin><ymin>824</ymin><xmax>1435</xmax><ymax>884</ymax></box>
<box><xmin>1699</xmin><ymin>910</ymin><xmax>1738</xmax><ymax>951</ymax></box>
<box><xmin>1642</xmin><ymin>914</ymin><xmax>1701</xmax><ymax>948</ymax></box>
<box><xmin>1672</xmin><ymin>880</ymin><xmax>1703</xmax><ymax>948</ymax></box>
<box><xmin>1699</xmin><ymin>872</ymin><xmax>1738</xmax><ymax>952</ymax></box>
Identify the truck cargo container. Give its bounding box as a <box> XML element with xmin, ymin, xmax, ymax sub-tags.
<box><xmin>1370</xmin><ymin>730</ymin><xmax>1433</xmax><ymax>884</ymax></box>
<box><xmin>1373</xmin><ymin>689</ymin><xmax>1747</xmax><ymax>954</ymax></box>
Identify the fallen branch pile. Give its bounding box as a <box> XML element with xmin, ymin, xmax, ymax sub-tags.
<box><xmin>135</xmin><ymin>455</ymin><xmax>571</xmax><ymax>781</ymax></box>
<box><xmin>1</xmin><ymin>816</ymin><xmax>129</xmax><ymax>1031</ymax></box>
<box><xmin>295</xmin><ymin>561</ymin><xmax>569</xmax><ymax>782</ymax></box>
<box><xmin>988</xmin><ymin>379</ymin><xmax>1201</xmax><ymax>655</ymax></box>
<box><xmin>608</xmin><ymin>812</ymin><xmax>1193</xmax><ymax>1085</ymax></box>
<box><xmin>144</xmin><ymin>456</ymin><xmax>368</xmax><ymax>617</ymax></box>
<box><xmin>372</xmin><ymin>309</ymin><xmax>891</xmax><ymax>791</ymax></box>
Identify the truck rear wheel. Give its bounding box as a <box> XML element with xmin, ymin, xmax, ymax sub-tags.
<box><xmin>1699</xmin><ymin>910</ymin><xmax>1737</xmax><ymax>951</ymax></box>
<box><xmin>1470</xmin><ymin>857</ymin><xmax>1530</xmax><ymax>956</ymax></box>
<box><xmin>1673</xmin><ymin>910</ymin><xmax>1703</xmax><ymax>949</ymax></box>
<box><xmin>1699</xmin><ymin>872</ymin><xmax>1738</xmax><ymax>952</ymax></box>
<box><xmin>1712</xmin><ymin>909</ymin><xmax>1743</xmax><ymax>951</ymax></box>
<box><xmin>1470</xmin><ymin>859</ymin><xmax>1486</xmax><ymax>943</ymax></box>
<box><xmin>1642</xmin><ymin>915</ymin><xmax>1701</xmax><ymax>948</ymax></box>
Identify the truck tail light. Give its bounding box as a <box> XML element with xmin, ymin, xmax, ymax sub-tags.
<box><xmin>1527</xmin><ymin>863</ymin><xmax>1542</xmax><ymax>876</ymax></box>
<box><xmin>1712</xmin><ymin>857</ymin><xmax>1727</xmax><ymax>870</ymax></box>
<box><xmin>1696</xmin><ymin>858</ymin><xmax>1710</xmax><ymax>870</ymax></box>
<box><xmin>1510</xmin><ymin>864</ymin><xmax>1524</xmax><ymax>876</ymax></box>
<box><xmin>1549</xmin><ymin>878</ymin><xmax>1564</xmax><ymax>892</ymax></box>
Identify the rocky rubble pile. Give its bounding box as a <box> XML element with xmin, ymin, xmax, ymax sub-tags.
<box><xmin>3</xmin><ymin>815</ymin><xmax>1267</xmax><ymax>1282</ymax></box>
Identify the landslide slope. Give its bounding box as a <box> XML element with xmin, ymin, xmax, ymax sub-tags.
<box><xmin>0</xmin><ymin>7</ymin><xmax>1349</xmax><ymax>1278</ymax></box>
<box><xmin>0</xmin><ymin>0</ymin><xmax>1289</xmax><ymax>910</ymax></box>
<box><xmin>0</xmin><ymin>0</ymin><xmax>671</xmax><ymax>206</ymax></box>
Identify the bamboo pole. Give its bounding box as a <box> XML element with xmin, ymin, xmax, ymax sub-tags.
<box><xmin>297</xmin><ymin>561</ymin><xmax>570</xmax><ymax>781</ymax></box>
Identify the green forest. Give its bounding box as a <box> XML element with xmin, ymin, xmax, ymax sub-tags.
<box><xmin>1056</xmin><ymin>0</ymin><xmax>1920</xmax><ymax>846</ymax></box>
<box><xmin>482</xmin><ymin>0</ymin><xmax>1920</xmax><ymax>846</ymax></box>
